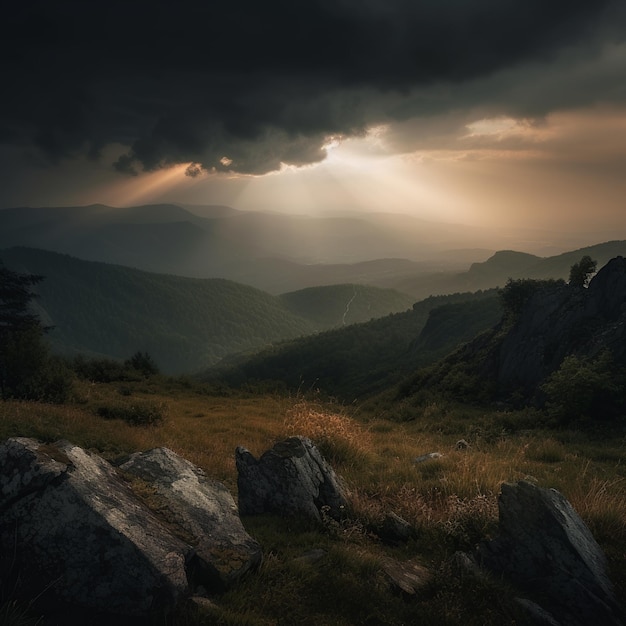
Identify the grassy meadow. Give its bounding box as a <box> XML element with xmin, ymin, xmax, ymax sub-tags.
<box><xmin>1</xmin><ymin>377</ymin><xmax>626</xmax><ymax>625</ymax></box>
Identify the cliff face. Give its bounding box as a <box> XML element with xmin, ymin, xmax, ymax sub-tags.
<box><xmin>496</xmin><ymin>256</ymin><xmax>626</xmax><ymax>397</ymax></box>
<box><xmin>403</xmin><ymin>256</ymin><xmax>626</xmax><ymax>404</ymax></box>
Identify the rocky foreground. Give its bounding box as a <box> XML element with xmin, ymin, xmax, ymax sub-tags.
<box><xmin>0</xmin><ymin>436</ymin><xmax>623</xmax><ymax>625</ymax></box>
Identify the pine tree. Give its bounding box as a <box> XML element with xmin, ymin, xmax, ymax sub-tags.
<box><xmin>568</xmin><ymin>255</ymin><xmax>597</xmax><ymax>288</ymax></box>
<box><xmin>0</xmin><ymin>261</ymin><xmax>70</xmax><ymax>401</ymax></box>
<box><xmin>0</xmin><ymin>262</ymin><xmax>43</xmax><ymax>333</ymax></box>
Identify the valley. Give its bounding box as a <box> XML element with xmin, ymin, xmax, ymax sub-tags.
<box><xmin>1</xmin><ymin>204</ymin><xmax>626</xmax><ymax>625</ymax></box>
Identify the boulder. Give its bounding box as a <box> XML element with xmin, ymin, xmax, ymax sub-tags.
<box><xmin>370</xmin><ymin>511</ymin><xmax>416</xmax><ymax>545</ymax></box>
<box><xmin>477</xmin><ymin>480</ymin><xmax>623</xmax><ymax>626</ymax></box>
<box><xmin>119</xmin><ymin>447</ymin><xmax>262</xmax><ymax>589</ymax></box>
<box><xmin>0</xmin><ymin>438</ymin><xmax>189</xmax><ymax>620</ymax></box>
<box><xmin>235</xmin><ymin>436</ymin><xmax>349</xmax><ymax>521</ymax></box>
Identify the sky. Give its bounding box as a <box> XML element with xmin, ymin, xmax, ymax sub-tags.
<box><xmin>1</xmin><ymin>0</ymin><xmax>626</xmax><ymax>246</ymax></box>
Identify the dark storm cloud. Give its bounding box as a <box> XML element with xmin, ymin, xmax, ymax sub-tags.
<box><xmin>0</xmin><ymin>0</ymin><xmax>624</xmax><ymax>175</ymax></box>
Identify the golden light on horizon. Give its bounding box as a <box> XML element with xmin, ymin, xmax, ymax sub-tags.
<box><xmin>100</xmin><ymin>163</ymin><xmax>192</xmax><ymax>207</ymax></box>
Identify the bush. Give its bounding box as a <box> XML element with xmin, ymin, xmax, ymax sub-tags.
<box><xmin>124</xmin><ymin>351</ymin><xmax>159</xmax><ymax>377</ymax></box>
<box><xmin>0</xmin><ymin>327</ymin><xmax>72</xmax><ymax>403</ymax></box>
<box><xmin>499</xmin><ymin>278</ymin><xmax>565</xmax><ymax>323</ymax></box>
<box><xmin>541</xmin><ymin>351</ymin><xmax>624</xmax><ymax>423</ymax></box>
<box><xmin>0</xmin><ymin>263</ymin><xmax>72</xmax><ymax>403</ymax></box>
<box><xmin>71</xmin><ymin>355</ymin><xmax>138</xmax><ymax>383</ymax></box>
<box><xmin>96</xmin><ymin>400</ymin><xmax>167</xmax><ymax>426</ymax></box>
<box><xmin>569</xmin><ymin>255</ymin><xmax>597</xmax><ymax>288</ymax></box>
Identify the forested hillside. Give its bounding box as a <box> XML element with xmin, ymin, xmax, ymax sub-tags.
<box><xmin>398</xmin><ymin>256</ymin><xmax>626</xmax><ymax>422</ymax></box>
<box><xmin>207</xmin><ymin>290</ymin><xmax>501</xmax><ymax>400</ymax></box>
<box><xmin>0</xmin><ymin>248</ymin><xmax>418</xmax><ymax>374</ymax></box>
<box><xmin>279</xmin><ymin>284</ymin><xmax>414</xmax><ymax>328</ymax></box>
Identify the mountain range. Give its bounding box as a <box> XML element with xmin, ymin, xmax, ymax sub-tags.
<box><xmin>2</xmin><ymin>203</ymin><xmax>624</xmax><ymax>296</ymax></box>
<box><xmin>0</xmin><ymin>247</ymin><xmax>413</xmax><ymax>374</ymax></box>
<box><xmin>2</xmin><ymin>203</ymin><xmax>626</xmax><ymax>383</ymax></box>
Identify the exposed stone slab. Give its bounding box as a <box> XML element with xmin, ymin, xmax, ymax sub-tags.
<box><xmin>477</xmin><ymin>480</ymin><xmax>623</xmax><ymax>626</ymax></box>
<box><xmin>119</xmin><ymin>447</ymin><xmax>262</xmax><ymax>589</ymax></box>
<box><xmin>236</xmin><ymin>436</ymin><xmax>349</xmax><ymax>521</ymax></box>
<box><xmin>0</xmin><ymin>438</ymin><xmax>190</xmax><ymax>619</ymax></box>
<box><xmin>370</xmin><ymin>511</ymin><xmax>416</xmax><ymax>545</ymax></box>
<box><xmin>380</xmin><ymin>557</ymin><xmax>431</xmax><ymax>597</ymax></box>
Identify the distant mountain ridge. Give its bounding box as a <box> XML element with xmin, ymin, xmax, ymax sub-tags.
<box><xmin>385</xmin><ymin>241</ymin><xmax>626</xmax><ymax>298</ymax></box>
<box><xmin>0</xmin><ymin>247</ymin><xmax>414</xmax><ymax>374</ymax></box>
<box><xmin>3</xmin><ymin>203</ymin><xmax>625</xmax><ymax>296</ymax></box>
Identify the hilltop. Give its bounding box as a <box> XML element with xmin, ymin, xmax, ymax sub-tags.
<box><xmin>385</xmin><ymin>241</ymin><xmax>626</xmax><ymax>298</ymax></box>
<box><xmin>399</xmin><ymin>256</ymin><xmax>626</xmax><ymax>421</ymax></box>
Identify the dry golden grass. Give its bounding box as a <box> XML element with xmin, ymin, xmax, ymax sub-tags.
<box><xmin>284</xmin><ymin>398</ymin><xmax>374</xmax><ymax>468</ymax></box>
<box><xmin>2</xmin><ymin>380</ymin><xmax>626</xmax><ymax>624</ymax></box>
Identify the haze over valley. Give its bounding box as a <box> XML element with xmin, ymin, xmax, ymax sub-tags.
<box><xmin>3</xmin><ymin>205</ymin><xmax>626</xmax><ymax>378</ymax></box>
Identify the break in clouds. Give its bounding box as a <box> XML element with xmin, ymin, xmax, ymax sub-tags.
<box><xmin>1</xmin><ymin>0</ymin><xmax>625</xmax><ymax>176</ymax></box>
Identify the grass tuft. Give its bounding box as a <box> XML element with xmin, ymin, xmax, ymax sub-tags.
<box><xmin>284</xmin><ymin>399</ymin><xmax>373</xmax><ymax>468</ymax></box>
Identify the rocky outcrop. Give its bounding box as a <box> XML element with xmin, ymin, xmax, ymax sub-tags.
<box><xmin>407</xmin><ymin>256</ymin><xmax>626</xmax><ymax>404</ymax></box>
<box><xmin>370</xmin><ymin>512</ymin><xmax>416</xmax><ymax>546</ymax></box>
<box><xmin>477</xmin><ymin>480</ymin><xmax>623</xmax><ymax>626</ymax></box>
<box><xmin>236</xmin><ymin>436</ymin><xmax>349</xmax><ymax>521</ymax></box>
<box><xmin>119</xmin><ymin>447</ymin><xmax>262</xmax><ymax>589</ymax></box>
<box><xmin>0</xmin><ymin>438</ymin><xmax>189</xmax><ymax>620</ymax></box>
<box><xmin>497</xmin><ymin>256</ymin><xmax>626</xmax><ymax>397</ymax></box>
<box><xmin>0</xmin><ymin>438</ymin><xmax>261</xmax><ymax>621</ymax></box>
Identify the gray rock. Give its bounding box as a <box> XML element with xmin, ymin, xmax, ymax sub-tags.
<box><xmin>413</xmin><ymin>452</ymin><xmax>442</xmax><ymax>463</ymax></box>
<box><xmin>514</xmin><ymin>598</ymin><xmax>562</xmax><ymax>626</ymax></box>
<box><xmin>119</xmin><ymin>447</ymin><xmax>262</xmax><ymax>589</ymax></box>
<box><xmin>443</xmin><ymin>551</ymin><xmax>485</xmax><ymax>582</ymax></box>
<box><xmin>380</xmin><ymin>557</ymin><xmax>431</xmax><ymax>597</ymax></box>
<box><xmin>371</xmin><ymin>511</ymin><xmax>416</xmax><ymax>545</ymax></box>
<box><xmin>0</xmin><ymin>438</ymin><xmax>190</xmax><ymax>619</ymax></box>
<box><xmin>236</xmin><ymin>436</ymin><xmax>349</xmax><ymax>521</ymax></box>
<box><xmin>477</xmin><ymin>480</ymin><xmax>623</xmax><ymax>626</ymax></box>
<box><xmin>497</xmin><ymin>257</ymin><xmax>626</xmax><ymax>397</ymax></box>
<box><xmin>420</xmin><ymin>256</ymin><xmax>626</xmax><ymax>404</ymax></box>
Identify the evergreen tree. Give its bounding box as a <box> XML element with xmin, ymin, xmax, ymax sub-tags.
<box><xmin>0</xmin><ymin>262</ymin><xmax>43</xmax><ymax>333</ymax></box>
<box><xmin>125</xmin><ymin>351</ymin><xmax>160</xmax><ymax>377</ymax></box>
<box><xmin>568</xmin><ymin>255</ymin><xmax>597</xmax><ymax>288</ymax></box>
<box><xmin>0</xmin><ymin>261</ymin><xmax>71</xmax><ymax>402</ymax></box>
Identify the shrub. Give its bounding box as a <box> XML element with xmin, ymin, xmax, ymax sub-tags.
<box><xmin>569</xmin><ymin>255</ymin><xmax>597</xmax><ymax>288</ymax></box>
<box><xmin>96</xmin><ymin>400</ymin><xmax>167</xmax><ymax>426</ymax></box>
<box><xmin>124</xmin><ymin>351</ymin><xmax>159</xmax><ymax>377</ymax></box>
<box><xmin>541</xmin><ymin>351</ymin><xmax>624</xmax><ymax>423</ymax></box>
<box><xmin>1</xmin><ymin>328</ymin><xmax>72</xmax><ymax>403</ymax></box>
<box><xmin>499</xmin><ymin>278</ymin><xmax>565</xmax><ymax>323</ymax></box>
<box><xmin>0</xmin><ymin>263</ymin><xmax>72</xmax><ymax>403</ymax></box>
<box><xmin>71</xmin><ymin>355</ymin><xmax>138</xmax><ymax>383</ymax></box>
